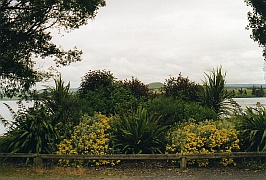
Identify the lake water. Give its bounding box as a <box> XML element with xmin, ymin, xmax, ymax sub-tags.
<box><xmin>232</xmin><ymin>97</ymin><xmax>266</xmax><ymax>108</ymax></box>
<box><xmin>1</xmin><ymin>97</ymin><xmax>266</xmax><ymax>135</ymax></box>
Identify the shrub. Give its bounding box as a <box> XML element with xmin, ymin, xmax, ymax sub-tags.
<box><xmin>78</xmin><ymin>69</ymin><xmax>115</xmax><ymax>96</ymax></box>
<box><xmin>78</xmin><ymin>70</ymin><xmax>140</xmax><ymax>115</ymax></box>
<box><xmin>238</xmin><ymin>106</ymin><xmax>266</xmax><ymax>152</ymax></box>
<box><xmin>57</xmin><ymin>113</ymin><xmax>119</xmax><ymax>167</ymax></box>
<box><xmin>39</xmin><ymin>76</ymin><xmax>93</xmax><ymax>139</ymax></box>
<box><xmin>111</xmin><ymin>106</ymin><xmax>168</xmax><ymax>154</ymax></box>
<box><xmin>163</xmin><ymin>73</ymin><xmax>203</xmax><ymax>102</ymax></box>
<box><xmin>148</xmin><ymin>96</ymin><xmax>217</xmax><ymax>126</ymax></box>
<box><xmin>118</xmin><ymin>77</ymin><xmax>149</xmax><ymax>101</ymax></box>
<box><xmin>166</xmin><ymin>119</ymin><xmax>240</xmax><ymax>167</ymax></box>
<box><xmin>0</xmin><ymin>101</ymin><xmax>59</xmax><ymax>154</ymax></box>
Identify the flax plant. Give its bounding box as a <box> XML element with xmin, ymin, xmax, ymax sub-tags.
<box><xmin>239</xmin><ymin>105</ymin><xmax>266</xmax><ymax>152</ymax></box>
<box><xmin>111</xmin><ymin>106</ymin><xmax>168</xmax><ymax>154</ymax></box>
<box><xmin>203</xmin><ymin>66</ymin><xmax>234</xmax><ymax>116</ymax></box>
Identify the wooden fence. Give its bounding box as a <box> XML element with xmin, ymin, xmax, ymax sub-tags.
<box><xmin>1</xmin><ymin>152</ymin><xmax>266</xmax><ymax>169</ymax></box>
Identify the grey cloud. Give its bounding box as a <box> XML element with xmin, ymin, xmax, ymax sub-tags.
<box><xmin>41</xmin><ymin>0</ymin><xmax>265</xmax><ymax>87</ymax></box>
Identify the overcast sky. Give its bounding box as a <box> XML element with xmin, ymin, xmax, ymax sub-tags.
<box><xmin>41</xmin><ymin>0</ymin><xmax>265</xmax><ymax>88</ymax></box>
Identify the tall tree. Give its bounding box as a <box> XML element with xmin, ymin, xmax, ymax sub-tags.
<box><xmin>0</xmin><ymin>0</ymin><xmax>105</xmax><ymax>98</ymax></box>
<box><xmin>245</xmin><ymin>0</ymin><xmax>266</xmax><ymax>59</ymax></box>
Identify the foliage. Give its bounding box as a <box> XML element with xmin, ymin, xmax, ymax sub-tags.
<box><xmin>111</xmin><ymin>106</ymin><xmax>168</xmax><ymax>154</ymax></box>
<box><xmin>0</xmin><ymin>76</ymin><xmax>90</xmax><ymax>154</ymax></box>
<box><xmin>148</xmin><ymin>96</ymin><xmax>217</xmax><ymax>126</ymax></box>
<box><xmin>163</xmin><ymin>73</ymin><xmax>203</xmax><ymax>102</ymax></box>
<box><xmin>202</xmin><ymin>66</ymin><xmax>234</xmax><ymax>116</ymax></box>
<box><xmin>57</xmin><ymin>113</ymin><xmax>118</xmax><ymax>167</ymax></box>
<box><xmin>0</xmin><ymin>0</ymin><xmax>105</xmax><ymax>97</ymax></box>
<box><xmin>78</xmin><ymin>70</ymin><xmax>115</xmax><ymax>96</ymax></box>
<box><xmin>38</xmin><ymin>76</ymin><xmax>92</xmax><ymax>139</ymax></box>
<box><xmin>0</xmin><ymin>101</ymin><xmax>59</xmax><ymax>154</ymax></box>
<box><xmin>78</xmin><ymin>70</ymin><xmax>139</xmax><ymax>115</ymax></box>
<box><xmin>238</xmin><ymin>106</ymin><xmax>266</xmax><ymax>152</ymax></box>
<box><xmin>118</xmin><ymin>77</ymin><xmax>149</xmax><ymax>101</ymax></box>
<box><xmin>251</xmin><ymin>85</ymin><xmax>265</xmax><ymax>97</ymax></box>
<box><xmin>166</xmin><ymin>119</ymin><xmax>240</xmax><ymax>167</ymax></box>
<box><xmin>245</xmin><ymin>0</ymin><xmax>266</xmax><ymax>59</ymax></box>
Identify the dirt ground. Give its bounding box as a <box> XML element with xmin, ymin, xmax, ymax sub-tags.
<box><xmin>1</xmin><ymin>161</ymin><xmax>266</xmax><ymax>180</ymax></box>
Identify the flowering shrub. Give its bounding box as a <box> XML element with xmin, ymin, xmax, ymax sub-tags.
<box><xmin>166</xmin><ymin>119</ymin><xmax>240</xmax><ymax>167</ymax></box>
<box><xmin>57</xmin><ymin>113</ymin><xmax>119</xmax><ymax>167</ymax></box>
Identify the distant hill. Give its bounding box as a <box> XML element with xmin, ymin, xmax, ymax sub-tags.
<box><xmin>147</xmin><ymin>82</ymin><xmax>163</xmax><ymax>89</ymax></box>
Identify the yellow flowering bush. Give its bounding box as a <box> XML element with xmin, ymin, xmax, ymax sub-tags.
<box><xmin>57</xmin><ymin>113</ymin><xmax>119</xmax><ymax>167</ymax></box>
<box><xmin>166</xmin><ymin>119</ymin><xmax>240</xmax><ymax>167</ymax></box>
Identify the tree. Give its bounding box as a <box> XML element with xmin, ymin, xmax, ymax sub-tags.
<box><xmin>245</xmin><ymin>0</ymin><xmax>266</xmax><ymax>59</ymax></box>
<box><xmin>118</xmin><ymin>77</ymin><xmax>149</xmax><ymax>100</ymax></box>
<box><xmin>163</xmin><ymin>73</ymin><xmax>203</xmax><ymax>102</ymax></box>
<box><xmin>0</xmin><ymin>0</ymin><xmax>105</xmax><ymax>98</ymax></box>
<box><xmin>252</xmin><ymin>85</ymin><xmax>256</xmax><ymax>95</ymax></box>
<box><xmin>78</xmin><ymin>70</ymin><xmax>138</xmax><ymax>115</ymax></box>
<box><xmin>238</xmin><ymin>87</ymin><xmax>243</xmax><ymax>94</ymax></box>
<box><xmin>78</xmin><ymin>69</ymin><xmax>115</xmax><ymax>97</ymax></box>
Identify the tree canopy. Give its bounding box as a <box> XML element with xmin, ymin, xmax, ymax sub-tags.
<box><xmin>245</xmin><ymin>0</ymin><xmax>266</xmax><ymax>59</ymax></box>
<box><xmin>0</xmin><ymin>0</ymin><xmax>105</xmax><ymax>98</ymax></box>
<box><xmin>163</xmin><ymin>73</ymin><xmax>203</xmax><ymax>102</ymax></box>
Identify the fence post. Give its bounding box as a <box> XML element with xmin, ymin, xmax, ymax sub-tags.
<box><xmin>180</xmin><ymin>157</ymin><xmax>187</xmax><ymax>169</ymax></box>
<box><xmin>35</xmin><ymin>154</ymin><xmax>43</xmax><ymax>168</ymax></box>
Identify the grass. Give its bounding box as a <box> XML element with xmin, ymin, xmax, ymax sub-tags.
<box><xmin>0</xmin><ymin>159</ymin><xmax>265</xmax><ymax>179</ymax></box>
<box><xmin>1</xmin><ymin>97</ymin><xmax>20</xmax><ymax>100</ymax></box>
<box><xmin>0</xmin><ymin>161</ymin><xmax>174</xmax><ymax>179</ymax></box>
<box><xmin>227</xmin><ymin>88</ymin><xmax>266</xmax><ymax>98</ymax></box>
<box><xmin>147</xmin><ymin>82</ymin><xmax>163</xmax><ymax>90</ymax></box>
<box><xmin>0</xmin><ymin>163</ymin><xmax>91</xmax><ymax>179</ymax></box>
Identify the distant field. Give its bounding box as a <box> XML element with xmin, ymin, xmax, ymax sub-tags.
<box><xmin>228</xmin><ymin>88</ymin><xmax>266</xmax><ymax>98</ymax></box>
<box><xmin>146</xmin><ymin>83</ymin><xmax>266</xmax><ymax>98</ymax></box>
<box><xmin>225</xmin><ymin>84</ymin><xmax>266</xmax><ymax>89</ymax></box>
<box><xmin>1</xmin><ymin>97</ymin><xmax>20</xmax><ymax>100</ymax></box>
<box><xmin>1</xmin><ymin>83</ymin><xmax>266</xmax><ymax>99</ymax></box>
<box><xmin>147</xmin><ymin>83</ymin><xmax>266</xmax><ymax>90</ymax></box>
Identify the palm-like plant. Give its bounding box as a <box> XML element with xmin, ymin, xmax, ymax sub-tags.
<box><xmin>240</xmin><ymin>106</ymin><xmax>266</xmax><ymax>152</ymax></box>
<box><xmin>0</xmin><ymin>76</ymin><xmax>80</xmax><ymax>154</ymax></box>
<box><xmin>203</xmin><ymin>66</ymin><xmax>234</xmax><ymax>116</ymax></box>
<box><xmin>111</xmin><ymin>106</ymin><xmax>168</xmax><ymax>154</ymax></box>
<box><xmin>38</xmin><ymin>76</ymin><xmax>91</xmax><ymax>139</ymax></box>
<box><xmin>0</xmin><ymin>102</ymin><xmax>59</xmax><ymax>154</ymax></box>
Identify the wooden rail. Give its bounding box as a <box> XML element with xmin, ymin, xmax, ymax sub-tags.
<box><xmin>1</xmin><ymin>152</ymin><xmax>266</xmax><ymax>169</ymax></box>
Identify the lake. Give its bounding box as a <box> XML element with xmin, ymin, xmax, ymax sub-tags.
<box><xmin>1</xmin><ymin>97</ymin><xmax>266</xmax><ymax>135</ymax></box>
<box><xmin>232</xmin><ymin>97</ymin><xmax>266</xmax><ymax>108</ymax></box>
